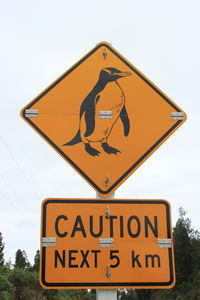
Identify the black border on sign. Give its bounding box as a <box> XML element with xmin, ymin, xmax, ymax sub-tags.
<box><xmin>41</xmin><ymin>199</ymin><xmax>174</xmax><ymax>288</ymax></box>
<box><xmin>22</xmin><ymin>43</ymin><xmax>183</xmax><ymax>196</ymax></box>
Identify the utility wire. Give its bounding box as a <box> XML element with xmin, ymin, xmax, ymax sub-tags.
<box><xmin>0</xmin><ymin>135</ymin><xmax>41</xmax><ymax>200</ymax></box>
<box><xmin>0</xmin><ymin>189</ymin><xmax>18</xmax><ymax>210</ymax></box>
<box><xmin>0</xmin><ymin>174</ymin><xmax>31</xmax><ymax>214</ymax></box>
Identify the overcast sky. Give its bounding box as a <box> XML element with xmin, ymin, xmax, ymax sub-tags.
<box><xmin>0</xmin><ymin>0</ymin><xmax>199</xmax><ymax>264</ymax></box>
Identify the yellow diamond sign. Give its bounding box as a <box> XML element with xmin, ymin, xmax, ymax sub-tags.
<box><xmin>21</xmin><ymin>42</ymin><xmax>186</xmax><ymax>197</ymax></box>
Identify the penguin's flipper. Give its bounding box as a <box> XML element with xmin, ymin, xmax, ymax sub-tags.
<box><xmin>84</xmin><ymin>109</ymin><xmax>95</xmax><ymax>137</ymax></box>
<box><xmin>120</xmin><ymin>105</ymin><xmax>130</xmax><ymax>136</ymax></box>
<box><xmin>84</xmin><ymin>102</ymin><xmax>97</xmax><ymax>137</ymax></box>
<box><xmin>63</xmin><ymin>129</ymin><xmax>81</xmax><ymax>146</ymax></box>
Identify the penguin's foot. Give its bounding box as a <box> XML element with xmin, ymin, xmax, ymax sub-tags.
<box><xmin>84</xmin><ymin>143</ymin><xmax>100</xmax><ymax>157</ymax></box>
<box><xmin>102</xmin><ymin>142</ymin><xmax>121</xmax><ymax>155</ymax></box>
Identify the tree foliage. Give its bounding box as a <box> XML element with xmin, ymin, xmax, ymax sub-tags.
<box><xmin>33</xmin><ymin>250</ymin><xmax>40</xmax><ymax>272</ymax></box>
<box><xmin>14</xmin><ymin>249</ymin><xmax>30</xmax><ymax>270</ymax></box>
<box><xmin>173</xmin><ymin>207</ymin><xmax>194</xmax><ymax>284</ymax></box>
<box><xmin>0</xmin><ymin>232</ymin><xmax>5</xmax><ymax>266</ymax></box>
<box><xmin>0</xmin><ymin>266</ymin><xmax>14</xmax><ymax>299</ymax></box>
<box><xmin>0</xmin><ymin>249</ymin><xmax>95</xmax><ymax>300</ymax></box>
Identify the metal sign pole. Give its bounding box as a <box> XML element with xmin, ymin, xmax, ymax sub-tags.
<box><xmin>96</xmin><ymin>192</ymin><xmax>117</xmax><ymax>300</ymax></box>
<box><xmin>96</xmin><ymin>289</ymin><xmax>117</xmax><ymax>300</ymax></box>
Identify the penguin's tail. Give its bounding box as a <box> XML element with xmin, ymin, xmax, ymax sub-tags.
<box><xmin>63</xmin><ymin>130</ymin><xmax>81</xmax><ymax>146</ymax></box>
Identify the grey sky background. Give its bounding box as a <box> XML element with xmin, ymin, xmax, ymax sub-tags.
<box><xmin>0</xmin><ymin>0</ymin><xmax>199</xmax><ymax>264</ymax></box>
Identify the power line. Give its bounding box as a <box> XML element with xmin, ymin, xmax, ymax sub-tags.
<box><xmin>0</xmin><ymin>174</ymin><xmax>31</xmax><ymax>214</ymax></box>
<box><xmin>0</xmin><ymin>135</ymin><xmax>41</xmax><ymax>200</ymax></box>
<box><xmin>0</xmin><ymin>188</ymin><xmax>18</xmax><ymax>211</ymax></box>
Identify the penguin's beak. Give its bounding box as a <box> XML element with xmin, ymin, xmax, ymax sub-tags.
<box><xmin>117</xmin><ymin>71</ymin><xmax>131</xmax><ymax>77</ymax></box>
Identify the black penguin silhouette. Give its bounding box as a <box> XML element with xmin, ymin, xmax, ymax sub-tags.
<box><xmin>63</xmin><ymin>67</ymin><xmax>131</xmax><ymax>156</ymax></box>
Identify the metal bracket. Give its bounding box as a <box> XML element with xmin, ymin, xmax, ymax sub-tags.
<box><xmin>157</xmin><ymin>238</ymin><xmax>172</xmax><ymax>248</ymax></box>
<box><xmin>105</xmin><ymin>206</ymin><xmax>110</xmax><ymax>219</ymax></box>
<box><xmin>25</xmin><ymin>109</ymin><xmax>39</xmax><ymax>118</ymax></box>
<box><xmin>171</xmin><ymin>112</ymin><xmax>184</xmax><ymax>120</ymax></box>
<box><xmin>42</xmin><ymin>237</ymin><xmax>56</xmax><ymax>247</ymax></box>
<box><xmin>99</xmin><ymin>111</ymin><xmax>112</xmax><ymax>119</ymax></box>
<box><xmin>99</xmin><ymin>238</ymin><xmax>114</xmax><ymax>248</ymax></box>
<box><xmin>106</xmin><ymin>265</ymin><xmax>111</xmax><ymax>278</ymax></box>
<box><xmin>105</xmin><ymin>175</ymin><xmax>109</xmax><ymax>187</ymax></box>
<box><xmin>103</xmin><ymin>49</ymin><xmax>107</xmax><ymax>59</ymax></box>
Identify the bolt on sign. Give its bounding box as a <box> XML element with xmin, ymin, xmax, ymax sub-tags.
<box><xmin>20</xmin><ymin>42</ymin><xmax>186</xmax><ymax>197</ymax></box>
<box><xmin>40</xmin><ymin>199</ymin><xmax>175</xmax><ymax>289</ymax></box>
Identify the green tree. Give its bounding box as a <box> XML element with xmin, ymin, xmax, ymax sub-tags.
<box><xmin>33</xmin><ymin>250</ymin><xmax>40</xmax><ymax>272</ymax></box>
<box><xmin>118</xmin><ymin>289</ymin><xmax>137</xmax><ymax>299</ymax></box>
<box><xmin>61</xmin><ymin>289</ymin><xmax>95</xmax><ymax>300</ymax></box>
<box><xmin>150</xmin><ymin>207</ymin><xmax>200</xmax><ymax>300</ymax></box>
<box><xmin>0</xmin><ymin>266</ymin><xmax>14</xmax><ymax>300</ymax></box>
<box><xmin>135</xmin><ymin>290</ymin><xmax>152</xmax><ymax>300</ymax></box>
<box><xmin>10</xmin><ymin>268</ymin><xmax>44</xmax><ymax>300</ymax></box>
<box><xmin>43</xmin><ymin>289</ymin><xmax>60</xmax><ymax>300</ymax></box>
<box><xmin>173</xmin><ymin>207</ymin><xmax>193</xmax><ymax>284</ymax></box>
<box><xmin>0</xmin><ymin>274</ymin><xmax>14</xmax><ymax>300</ymax></box>
<box><xmin>0</xmin><ymin>232</ymin><xmax>5</xmax><ymax>266</ymax></box>
<box><xmin>14</xmin><ymin>249</ymin><xmax>30</xmax><ymax>270</ymax></box>
<box><xmin>43</xmin><ymin>289</ymin><xmax>95</xmax><ymax>300</ymax></box>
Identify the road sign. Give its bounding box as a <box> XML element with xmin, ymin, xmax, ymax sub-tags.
<box><xmin>40</xmin><ymin>199</ymin><xmax>175</xmax><ymax>289</ymax></box>
<box><xmin>21</xmin><ymin>42</ymin><xmax>186</xmax><ymax>197</ymax></box>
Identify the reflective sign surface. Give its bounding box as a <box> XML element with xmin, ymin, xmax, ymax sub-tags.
<box><xmin>21</xmin><ymin>42</ymin><xmax>186</xmax><ymax>196</ymax></box>
<box><xmin>40</xmin><ymin>199</ymin><xmax>175</xmax><ymax>289</ymax></box>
